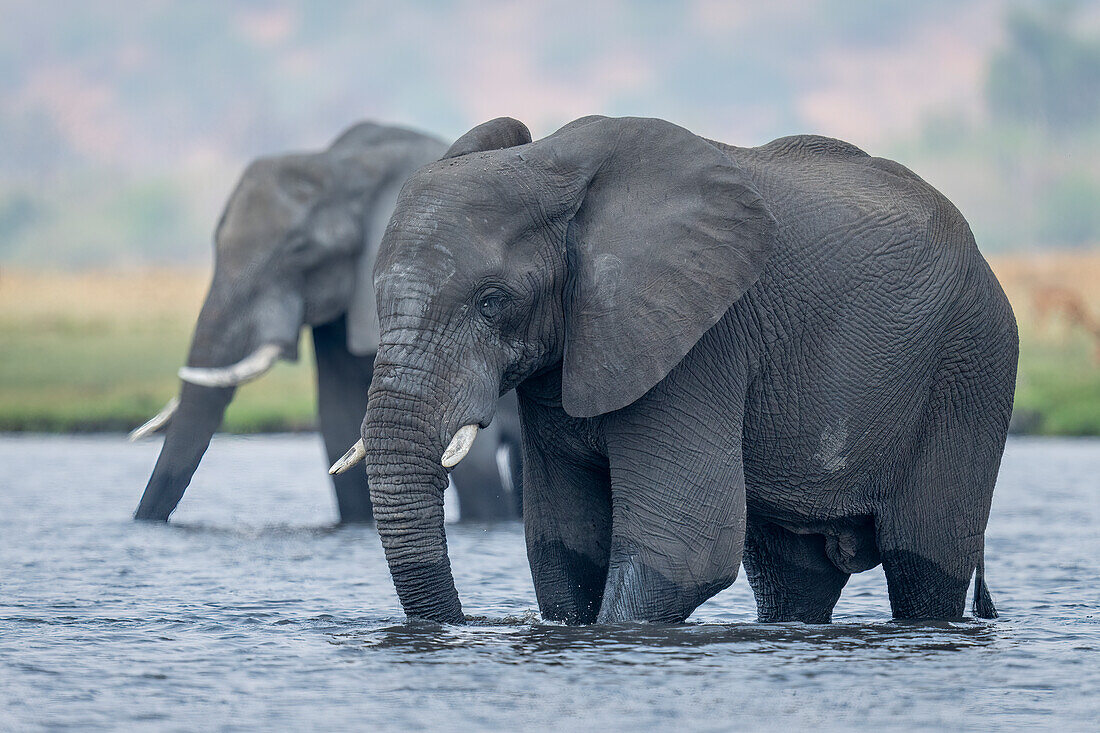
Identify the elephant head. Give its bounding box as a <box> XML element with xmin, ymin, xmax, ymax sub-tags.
<box><xmin>133</xmin><ymin>123</ymin><xmax>446</xmax><ymax>521</ymax></box>
<box><xmin>332</xmin><ymin>116</ymin><xmax>775</xmax><ymax>622</ymax></box>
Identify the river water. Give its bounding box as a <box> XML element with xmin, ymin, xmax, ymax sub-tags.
<box><xmin>0</xmin><ymin>435</ymin><xmax>1097</xmax><ymax>730</ymax></box>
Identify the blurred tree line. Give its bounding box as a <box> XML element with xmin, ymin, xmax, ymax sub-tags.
<box><xmin>987</xmin><ymin>3</ymin><xmax>1100</xmax><ymax>134</ymax></box>
<box><xmin>1</xmin><ymin>1</ymin><xmax>1098</xmax><ymax>265</ymax></box>
<box><xmin>896</xmin><ymin>2</ymin><xmax>1100</xmax><ymax>251</ymax></box>
<box><xmin>988</xmin><ymin>3</ymin><xmax>1100</xmax><ymax>248</ymax></box>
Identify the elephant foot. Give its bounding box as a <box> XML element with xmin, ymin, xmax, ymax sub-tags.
<box><xmin>880</xmin><ymin>549</ymin><xmax>970</xmax><ymax>620</ymax></box>
<box><xmin>596</xmin><ymin>552</ymin><xmax>734</xmax><ymax>624</ymax></box>
<box><xmin>743</xmin><ymin>522</ymin><xmax>850</xmax><ymax>623</ymax></box>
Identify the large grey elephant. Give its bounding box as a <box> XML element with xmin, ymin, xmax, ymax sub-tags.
<box><xmin>332</xmin><ymin>115</ymin><xmax>1018</xmax><ymax>624</ymax></box>
<box><xmin>132</xmin><ymin>122</ymin><xmax>522</xmax><ymax>524</ymax></box>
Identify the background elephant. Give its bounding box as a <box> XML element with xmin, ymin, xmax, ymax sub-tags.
<box><xmin>132</xmin><ymin>122</ymin><xmax>522</xmax><ymax>524</ymax></box>
<box><xmin>335</xmin><ymin>115</ymin><xmax>1017</xmax><ymax>624</ymax></box>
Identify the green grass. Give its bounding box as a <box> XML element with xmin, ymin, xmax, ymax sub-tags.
<box><xmin>0</xmin><ymin>322</ymin><xmax>317</xmax><ymax>433</ymax></box>
<box><xmin>1013</xmin><ymin>331</ymin><xmax>1100</xmax><ymax>436</ymax></box>
<box><xmin>5</xmin><ymin>320</ymin><xmax>1095</xmax><ymax>437</ymax></box>
<box><xmin>1</xmin><ymin>263</ymin><xmax>1099</xmax><ymax>436</ymax></box>
<box><xmin>0</xmin><ymin>269</ymin><xmax>317</xmax><ymax>433</ymax></box>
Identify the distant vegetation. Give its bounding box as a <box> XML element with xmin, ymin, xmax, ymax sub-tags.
<box><xmin>991</xmin><ymin>253</ymin><xmax>1100</xmax><ymax>436</ymax></box>
<box><xmin>986</xmin><ymin>5</ymin><xmax>1100</xmax><ymax>135</ymax></box>
<box><xmin>1</xmin><ymin>1</ymin><xmax>1098</xmax><ymax>266</ymax></box>
<box><xmin>0</xmin><ymin>270</ymin><xmax>315</xmax><ymax>433</ymax></box>
<box><xmin>887</xmin><ymin>3</ymin><xmax>1100</xmax><ymax>252</ymax></box>
<box><xmin>2</xmin><ymin>256</ymin><xmax>1098</xmax><ymax>436</ymax></box>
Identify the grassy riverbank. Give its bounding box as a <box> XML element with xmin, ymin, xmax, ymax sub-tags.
<box><xmin>992</xmin><ymin>252</ymin><xmax>1100</xmax><ymax>436</ymax></box>
<box><xmin>0</xmin><ymin>270</ymin><xmax>315</xmax><ymax>433</ymax></box>
<box><xmin>1</xmin><ymin>252</ymin><xmax>1099</xmax><ymax>435</ymax></box>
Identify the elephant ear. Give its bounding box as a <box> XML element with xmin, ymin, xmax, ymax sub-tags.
<box><xmin>344</xmin><ymin>174</ymin><xmax>402</xmax><ymax>355</ymax></box>
<box><xmin>342</xmin><ymin>131</ymin><xmax>448</xmax><ymax>355</ymax></box>
<box><xmin>546</xmin><ymin>117</ymin><xmax>778</xmax><ymax>418</ymax></box>
<box><xmin>442</xmin><ymin>117</ymin><xmax>532</xmax><ymax>159</ymax></box>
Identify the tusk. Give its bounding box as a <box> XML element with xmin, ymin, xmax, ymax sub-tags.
<box><xmin>128</xmin><ymin>397</ymin><xmax>179</xmax><ymax>441</ymax></box>
<box><xmin>177</xmin><ymin>344</ymin><xmax>282</xmax><ymax>388</ymax></box>
<box><xmin>442</xmin><ymin>424</ymin><xmax>479</xmax><ymax>468</ymax></box>
<box><xmin>329</xmin><ymin>439</ymin><xmax>365</xmax><ymax>475</ymax></box>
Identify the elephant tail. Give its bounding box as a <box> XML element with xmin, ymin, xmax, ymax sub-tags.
<box><xmin>972</xmin><ymin>556</ymin><xmax>998</xmax><ymax>619</ymax></box>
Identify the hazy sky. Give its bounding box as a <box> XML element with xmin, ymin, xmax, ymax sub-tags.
<box><xmin>1</xmin><ymin>0</ymin><xmax>1039</xmax><ymax>174</ymax></box>
<box><xmin>3</xmin><ymin>0</ymin><xmax>1096</xmax><ymax>263</ymax></box>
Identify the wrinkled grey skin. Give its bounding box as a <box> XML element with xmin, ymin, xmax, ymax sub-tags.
<box><xmin>362</xmin><ymin>115</ymin><xmax>1017</xmax><ymax>625</ymax></box>
<box><xmin>133</xmin><ymin>122</ymin><xmax>522</xmax><ymax>524</ymax></box>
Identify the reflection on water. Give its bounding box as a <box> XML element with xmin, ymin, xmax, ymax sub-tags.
<box><xmin>1</xmin><ymin>435</ymin><xmax>1097</xmax><ymax>730</ymax></box>
<box><xmin>354</xmin><ymin>617</ymin><xmax>1004</xmax><ymax>660</ymax></box>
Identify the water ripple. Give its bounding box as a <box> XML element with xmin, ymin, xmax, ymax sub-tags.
<box><xmin>1</xmin><ymin>435</ymin><xmax>1097</xmax><ymax>730</ymax></box>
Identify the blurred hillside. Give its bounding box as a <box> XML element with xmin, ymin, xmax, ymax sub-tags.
<box><xmin>2</xmin><ymin>0</ymin><xmax>1099</xmax><ymax>267</ymax></box>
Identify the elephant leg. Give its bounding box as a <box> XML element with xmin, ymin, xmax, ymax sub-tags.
<box><xmin>449</xmin><ymin>421</ymin><xmax>515</xmax><ymax>522</ymax></box>
<box><xmin>597</xmin><ymin>395</ymin><xmax>746</xmax><ymax>624</ymax></box>
<box><xmin>502</xmin><ymin>439</ymin><xmax>523</xmax><ymax>516</ymax></box>
<box><xmin>522</xmin><ymin>437</ymin><xmax>612</xmax><ymax>625</ymax></box>
<box><xmin>742</xmin><ymin>520</ymin><xmax>849</xmax><ymax>623</ymax></box>
<box><xmin>312</xmin><ymin>317</ymin><xmax>375</xmax><ymax>523</ymax></box>
<box><xmin>877</xmin><ymin>348</ymin><xmax>1012</xmax><ymax>620</ymax></box>
<box><xmin>495</xmin><ymin>390</ymin><xmax>524</xmax><ymax>516</ymax></box>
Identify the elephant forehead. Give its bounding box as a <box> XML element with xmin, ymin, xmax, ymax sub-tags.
<box><xmin>388</xmin><ymin>194</ymin><xmax>446</xmax><ymax>238</ymax></box>
<box><xmin>223</xmin><ymin>185</ymin><xmax>295</xmax><ymax>233</ymax></box>
<box><xmin>382</xmin><ymin>192</ymin><xmax>509</xmax><ymax>276</ymax></box>
<box><xmin>400</xmin><ymin>157</ymin><xmax>532</xmax><ymax>219</ymax></box>
<box><xmin>374</xmin><ymin>256</ymin><xmax>457</xmax><ymax>319</ymax></box>
<box><xmin>217</xmin><ymin>177</ymin><xmax>306</xmax><ymax>261</ymax></box>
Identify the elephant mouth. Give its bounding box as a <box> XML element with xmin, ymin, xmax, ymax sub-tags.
<box><xmin>329</xmin><ymin>422</ymin><xmax>481</xmax><ymax>475</ymax></box>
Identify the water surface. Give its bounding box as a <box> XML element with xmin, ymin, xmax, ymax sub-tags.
<box><xmin>1</xmin><ymin>435</ymin><xmax>1097</xmax><ymax>730</ymax></box>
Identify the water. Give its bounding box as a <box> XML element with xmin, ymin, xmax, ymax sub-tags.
<box><xmin>1</xmin><ymin>435</ymin><xmax>1097</xmax><ymax>731</ymax></box>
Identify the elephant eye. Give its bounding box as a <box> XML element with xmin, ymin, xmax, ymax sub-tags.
<box><xmin>476</xmin><ymin>290</ymin><xmax>509</xmax><ymax>319</ymax></box>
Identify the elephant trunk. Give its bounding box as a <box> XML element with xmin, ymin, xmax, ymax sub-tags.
<box><xmin>134</xmin><ymin>283</ymin><xmax>236</xmax><ymax>521</ymax></box>
<box><xmin>363</xmin><ymin>367</ymin><xmax>464</xmax><ymax>624</ymax></box>
<box><xmin>133</xmin><ymin>273</ymin><xmax>303</xmax><ymax>521</ymax></box>
<box><xmin>133</xmin><ymin>380</ymin><xmax>235</xmax><ymax>521</ymax></box>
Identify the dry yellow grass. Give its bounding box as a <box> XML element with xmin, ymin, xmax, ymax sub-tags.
<box><xmin>991</xmin><ymin>250</ymin><xmax>1100</xmax><ymax>315</ymax></box>
<box><xmin>0</xmin><ymin>267</ymin><xmax>209</xmax><ymax>331</ymax></box>
<box><xmin>5</xmin><ymin>253</ymin><xmax>1094</xmax><ymax>340</ymax></box>
<box><xmin>990</xmin><ymin>252</ymin><xmax>1100</xmax><ymax>364</ymax></box>
<box><xmin>989</xmin><ymin>252</ymin><xmax>1100</xmax><ymax>434</ymax></box>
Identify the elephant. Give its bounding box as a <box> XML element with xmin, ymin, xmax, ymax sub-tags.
<box><xmin>131</xmin><ymin>121</ymin><xmax>522</xmax><ymax>524</ymax></box>
<box><xmin>331</xmin><ymin>114</ymin><xmax>1018</xmax><ymax>625</ymax></box>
